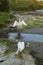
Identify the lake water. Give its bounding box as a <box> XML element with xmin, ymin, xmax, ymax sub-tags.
<box><xmin>8</xmin><ymin>33</ymin><xmax>43</xmax><ymax>42</ymax></box>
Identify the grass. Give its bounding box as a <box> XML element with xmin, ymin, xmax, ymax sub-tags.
<box><xmin>15</xmin><ymin>49</ymin><xmax>29</xmax><ymax>60</ymax></box>
<box><xmin>0</xmin><ymin>38</ymin><xmax>11</xmax><ymax>45</ymax></box>
<box><xmin>15</xmin><ymin>52</ymin><xmax>23</xmax><ymax>59</ymax></box>
<box><xmin>4</xmin><ymin>50</ymin><xmax>11</xmax><ymax>57</ymax></box>
<box><xmin>0</xmin><ymin>12</ymin><xmax>10</xmax><ymax>20</ymax></box>
<box><xmin>22</xmin><ymin>16</ymin><xmax>43</xmax><ymax>30</ymax></box>
<box><xmin>22</xmin><ymin>49</ymin><xmax>29</xmax><ymax>54</ymax></box>
<box><xmin>19</xmin><ymin>64</ymin><xmax>22</xmax><ymax>65</ymax></box>
<box><xmin>0</xmin><ymin>12</ymin><xmax>10</xmax><ymax>29</ymax></box>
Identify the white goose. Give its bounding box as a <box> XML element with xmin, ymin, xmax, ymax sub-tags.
<box><xmin>15</xmin><ymin>41</ymin><xmax>25</xmax><ymax>54</ymax></box>
<box><xmin>13</xmin><ymin>18</ymin><xmax>27</xmax><ymax>28</ymax></box>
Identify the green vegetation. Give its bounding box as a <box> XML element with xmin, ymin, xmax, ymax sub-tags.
<box><xmin>22</xmin><ymin>16</ymin><xmax>43</xmax><ymax>30</ymax></box>
<box><xmin>0</xmin><ymin>38</ymin><xmax>11</xmax><ymax>57</ymax></box>
<box><xmin>0</xmin><ymin>12</ymin><xmax>11</xmax><ymax>29</ymax></box>
<box><xmin>22</xmin><ymin>49</ymin><xmax>29</xmax><ymax>54</ymax></box>
<box><xmin>4</xmin><ymin>50</ymin><xmax>11</xmax><ymax>57</ymax></box>
<box><xmin>15</xmin><ymin>49</ymin><xmax>29</xmax><ymax>59</ymax></box>
<box><xmin>19</xmin><ymin>64</ymin><xmax>22</xmax><ymax>65</ymax></box>
<box><xmin>0</xmin><ymin>38</ymin><xmax>9</xmax><ymax>44</ymax></box>
<box><xmin>0</xmin><ymin>38</ymin><xmax>16</xmax><ymax>48</ymax></box>
<box><xmin>0</xmin><ymin>38</ymin><xmax>17</xmax><ymax>57</ymax></box>
<box><xmin>0</xmin><ymin>0</ymin><xmax>43</xmax><ymax>11</ymax></box>
<box><xmin>9</xmin><ymin>0</ymin><xmax>43</xmax><ymax>11</ymax></box>
<box><xmin>16</xmin><ymin>52</ymin><xmax>23</xmax><ymax>59</ymax></box>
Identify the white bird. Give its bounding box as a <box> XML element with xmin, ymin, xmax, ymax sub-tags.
<box><xmin>15</xmin><ymin>41</ymin><xmax>25</xmax><ymax>54</ymax></box>
<box><xmin>13</xmin><ymin>20</ymin><xmax>18</xmax><ymax>27</ymax></box>
<box><xmin>22</xmin><ymin>20</ymin><xmax>27</xmax><ymax>26</ymax></box>
<box><xmin>12</xmin><ymin>18</ymin><xmax>27</xmax><ymax>28</ymax></box>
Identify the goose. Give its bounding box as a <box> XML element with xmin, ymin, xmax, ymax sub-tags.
<box><xmin>15</xmin><ymin>41</ymin><xmax>25</xmax><ymax>54</ymax></box>
<box><xmin>12</xmin><ymin>18</ymin><xmax>27</xmax><ymax>28</ymax></box>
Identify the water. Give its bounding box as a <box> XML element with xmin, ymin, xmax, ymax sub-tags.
<box><xmin>8</xmin><ymin>33</ymin><xmax>43</xmax><ymax>42</ymax></box>
<box><xmin>36</xmin><ymin>9</ymin><xmax>43</xmax><ymax>12</ymax></box>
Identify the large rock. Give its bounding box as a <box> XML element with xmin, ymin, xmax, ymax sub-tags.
<box><xmin>0</xmin><ymin>52</ymin><xmax>35</xmax><ymax>65</ymax></box>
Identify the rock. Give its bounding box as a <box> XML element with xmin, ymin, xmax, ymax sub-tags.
<box><xmin>0</xmin><ymin>44</ymin><xmax>7</xmax><ymax>55</ymax></box>
<box><xmin>0</xmin><ymin>52</ymin><xmax>35</xmax><ymax>65</ymax></box>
